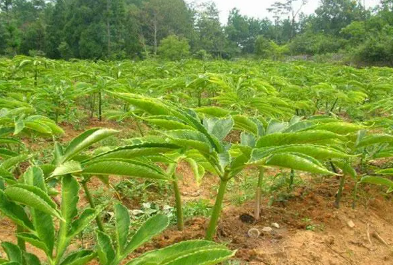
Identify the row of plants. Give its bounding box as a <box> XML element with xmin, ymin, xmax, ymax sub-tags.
<box><xmin>1</xmin><ymin>56</ymin><xmax>393</xmax><ymax>126</ymax></box>
<box><xmin>1</xmin><ymin>56</ymin><xmax>393</xmax><ymax>264</ymax></box>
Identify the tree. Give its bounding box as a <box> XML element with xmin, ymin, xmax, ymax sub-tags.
<box><xmin>194</xmin><ymin>2</ymin><xmax>227</xmax><ymax>57</ymax></box>
<box><xmin>158</xmin><ymin>34</ymin><xmax>190</xmax><ymax>60</ymax></box>
<box><xmin>255</xmin><ymin>35</ymin><xmax>274</xmax><ymax>58</ymax></box>
<box><xmin>140</xmin><ymin>0</ymin><xmax>193</xmax><ymax>55</ymax></box>
<box><xmin>312</xmin><ymin>0</ymin><xmax>365</xmax><ymax>35</ymax></box>
<box><xmin>225</xmin><ymin>8</ymin><xmax>249</xmax><ymax>51</ymax></box>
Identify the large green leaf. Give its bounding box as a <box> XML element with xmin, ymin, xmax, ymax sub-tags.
<box><xmin>88</xmin><ymin>143</ymin><xmax>180</xmax><ymax>161</ymax></box>
<box><xmin>68</xmin><ymin>208</ymin><xmax>101</xmax><ymax>238</ymax></box>
<box><xmin>22</xmin><ymin>167</ymin><xmax>56</xmax><ymax>255</ymax></box>
<box><xmin>251</xmin><ymin>144</ymin><xmax>350</xmax><ymax>163</ymax></box>
<box><xmin>143</xmin><ymin>115</ymin><xmax>194</xmax><ymax>130</ymax></box>
<box><xmin>356</xmin><ymin>134</ymin><xmax>393</xmax><ymax>148</ymax></box>
<box><xmin>4</xmin><ymin>184</ymin><xmax>62</xmax><ymax>220</ymax></box>
<box><xmin>51</xmin><ymin>161</ymin><xmax>83</xmax><ymax>178</ymax></box>
<box><xmin>0</xmin><ymin>190</ymin><xmax>34</xmax><ymax>230</ymax></box>
<box><xmin>82</xmin><ymin>159</ymin><xmax>169</xmax><ymax>180</ymax></box>
<box><xmin>59</xmin><ymin>250</ymin><xmax>96</xmax><ymax>265</ymax></box>
<box><xmin>1</xmin><ymin>154</ymin><xmax>28</xmax><ymax>170</ymax></box>
<box><xmin>360</xmin><ymin>176</ymin><xmax>393</xmax><ymax>192</ymax></box>
<box><xmin>265</xmin><ymin>153</ymin><xmax>335</xmax><ymax>175</ymax></box>
<box><xmin>60</xmin><ymin>128</ymin><xmax>118</xmax><ymax>163</ymax></box>
<box><xmin>23</xmin><ymin>166</ymin><xmax>47</xmax><ymax>191</ymax></box>
<box><xmin>23</xmin><ymin>253</ymin><xmax>41</xmax><ymax>265</ymax></box>
<box><xmin>96</xmin><ymin>231</ymin><xmax>115</xmax><ymax>265</ymax></box>
<box><xmin>195</xmin><ymin>106</ymin><xmax>231</xmax><ymax>117</ymax></box>
<box><xmin>203</xmin><ymin>117</ymin><xmax>234</xmax><ymax>141</ymax></box>
<box><xmin>114</xmin><ymin>204</ymin><xmax>130</xmax><ymax>255</ymax></box>
<box><xmin>311</xmin><ymin>122</ymin><xmax>364</xmax><ymax>134</ymax></box>
<box><xmin>122</xmin><ymin>214</ymin><xmax>169</xmax><ymax>258</ymax></box>
<box><xmin>165</xmin><ymin>130</ymin><xmax>213</xmax><ymax>154</ymax></box>
<box><xmin>1</xmin><ymin>243</ymin><xmax>22</xmax><ymax>264</ymax></box>
<box><xmin>16</xmin><ymin>233</ymin><xmax>48</xmax><ymax>254</ymax></box>
<box><xmin>232</xmin><ymin>115</ymin><xmax>258</xmax><ymax>135</ymax></box>
<box><xmin>256</xmin><ymin>130</ymin><xmax>344</xmax><ymax>147</ymax></box>
<box><xmin>128</xmin><ymin>240</ymin><xmax>235</xmax><ymax>265</ymax></box>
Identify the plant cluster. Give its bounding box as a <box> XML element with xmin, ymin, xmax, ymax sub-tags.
<box><xmin>1</xmin><ymin>57</ymin><xmax>393</xmax><ymax>264</ymax></box>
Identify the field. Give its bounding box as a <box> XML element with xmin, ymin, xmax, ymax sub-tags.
<box><xmin>1</xmin><ymin>56</ymin><xmax>393</xmax><ymax>264</ymax></box>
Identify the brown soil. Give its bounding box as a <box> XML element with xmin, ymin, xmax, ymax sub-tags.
<box><xmin>142</xmin><ymin>177</ymin><xmax>393</xmax><ymax>265</ymax></box>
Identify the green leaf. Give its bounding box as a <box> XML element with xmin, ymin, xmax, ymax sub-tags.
<box><xmin>360</xmin><ymin>176</ymin><xmax>393</xmax><ymax>192</ymax></box>
<box><xmin>68</xmin><ymin>208</ymin><xmax>102</xmax><ymax>238</ymax></box>
<box><xmin>115</xmin><ymin>204</ymin><xmax>130</xmax><ymax>255</ymax></box>
<box><xmin>165</xmin><ymin>130</ymin><xmax>213</xmax><ymax>154</ymax></box>
<box><xmin>61</xmin><ymin>128</ymin><xmax>118</xmax><ymax>163</ymax></box>
<box><xmin>265</xmin><ymin>153</ymin><xmax>335</xmax><ymax>175</ymax></box>
<box><xmin>51</xmin><ymin>161</ymin><xmax>83</xmax><ymax>178</ymax></box>
<box><xmin>232</xmin><ymin>115</ymin><xmax>258</xmax><ymax>135</ymax></box>
<box><xmin>5</xmin><ymin>184</ymin><xmax>62</xmax><ymax>220</ymax></box>
<box><xmin>356</xmin><ymin>134</ymin><xmax>393</xmax><ymax>148</ymax></box>
<box><xmin>32</xmin><ymin>211</ymin><xmax>55</xmax><ymax>257</ymax></box>
<box><xmin>89</xmin><ymin>143</ymin><xmax>180</xmax><ymax>161</ymax></box>
<box><xmin>123</xmin><ymin>214</ymin><xmax>169</xmax><ymax>258</ymax></box>
<box><xmin>23</xmin><ymin>166</ymin><xmax>47</xmax><ymax>191</ymax></box>
<box><xmin>0</xmin><ymin>190</ymin><xmax>34</xmax><ymax>230</ymax></box>
<box><xmin>143</xmin><ymin>116</ymin><xmax>194</xmax><ymax>130</ymax></box>
<box><xmin>377</xmin><ymin>168</ymin><xmax>393</xmax><ymax>175</ymax></box>
<box><xmin>333</xmin><ymin>161</ymin><xmax>357</xmax><ymax>179</ymax></box>
<box><xmin>0</xmin><ymin>148</ymin><xmax>18</xmax><ymax>158</ymax></box>
<box><xmin>240</xmin><ymin>132</ymin><xmax>256</xmax><ymax>147</ymax></box>
<box><xmin>96</xmin><ymin>231</ymin><xmax>115</xmax><ymax>265</ymax></box>
<box><xmin>61</xmin><ymin>176</ymin><xmax>79</xmax><ymax>223</ymax></box>
<box><xmin>128</xmin><ymin>240</ymin><xmax>235</xmax><ymax>265</ymax></box>
<box><xmin>251</xmin><ymin>144</ymin><xmax>350</xmax><ymax>163</ymax></box>
<box><xmin>16</xmin><ymin>233</ymin><xmax>49</xmax><ymax>254</ymax></box>
<box><xmin>311</xmin><ymin>122</ymin><xmax>364</xmax><ymax>134</ymax></box>
<box><xmin>23</xmin><ymin>253</ymin><xmax>41</xmax><ymax>265</ymax></box>
<box><xmin>53</xmin><ymin>142</ymin><xmax>64</xmax><ymax>166</ymax></box>
<box><xmin>195</xmin><ymin>106</ymin><xmax>231</xmax><ymax>118</ymax></box>
<box><xmin>59</xmin><ymin>250</ymin><xmax>96</xmax><ymax>265</ymax></box>
<box><xmin>24</xmin><ymin>167</ymin><xmax>56</xmax><ymax>255</ymax></box>
<box><xmin>1</xmin><ymin>155</ymin><xmax>28</xmax><ymax>170</ymax></box>
<box><xmin>203</xmin><ymin>117</ymin><xmax>233</xmax><ymax>141</ymax></box>
<box><xmin>256</xmin><ymin>130</ymin><xmax>344</xmax><ymax>147</ymax></box>
<box><xmin>1</xmin><ymin>242</ymin><xmax>22</xmax><ymax>263</ymax></box>
<box><xmin>82</xmin><ymin>159</ymin><xmax>169</xmax><ymax>180</ymax></box>
<box><xmin>13</xmin><ymin>116</ymin><xmax>24</xmax><ymax>135</ymax></box>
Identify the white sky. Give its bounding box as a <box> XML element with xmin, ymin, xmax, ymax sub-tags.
<box><xmin>186</xmin><ymin>0</ymin><xmax>381</xmax><ymax>24</ymax></box>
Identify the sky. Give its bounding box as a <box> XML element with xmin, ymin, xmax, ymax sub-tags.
<box><xmin>186</xmin><ymin>0</ymin><xmax>381</xmax><ymax>24</ymax></box>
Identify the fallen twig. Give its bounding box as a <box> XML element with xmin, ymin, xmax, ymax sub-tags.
<box><xmin>372</xmin><ymin>231</ymin><xmax>389</xmax><ymax>247</ymax></box>
<box><xmin>366</xmin><ymin>223</ymin><xmax>372</xmax><ymax>246</ymax></box>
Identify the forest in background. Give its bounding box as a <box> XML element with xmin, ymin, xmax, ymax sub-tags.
<box><xmin>1</xmin><ymin>0</ymin><xmax>393</xmax><ymax>64</ymax></box>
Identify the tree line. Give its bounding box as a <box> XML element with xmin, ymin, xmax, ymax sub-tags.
<box><xmin>1</xmin><ymin>0</ymin><xmax>393</xmax><ymax>63</ymax></box>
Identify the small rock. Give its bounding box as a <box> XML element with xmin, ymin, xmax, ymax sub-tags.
<box><xmin>247</xmin><ymin>228</ymin><xmax>261</xmax><ymax>238</ymax></box>
<box><xmin>272</xmin><ymin>222</ymin><xmax>280</xmax><ymax>229</ymax></box>
<box><xmin>262</xmin><ymin>226</ymin><xmax>273</xmax><ymax>233</ymax></box>
<box><xmin>347</xmin><ymin>220</ymin><xmax>355</xmax><ymax>228</ymax></box>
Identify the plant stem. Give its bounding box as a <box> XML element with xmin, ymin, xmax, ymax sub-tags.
<box><xmin>205</xmin><ymin>174</ymin><xmax>229</xmax><ymax>240</ymax></box>
<box><xmin>81</xmin><ymin>181</ymin><xmax>105</xmax><ymax>232</ymax></box>
<box><xmin>173</xmin><ymin>179</ymin><xmax>184</xmax><ymax>231</ymax></box>
<box><xmin>254</xmin><ymin>168</ymin><xmax>264</xmax><ymax>220</ymax></box>
<box><xmin>167</xmin><ymin>163</ymin><xmax>184</xmax><ymax>231</ymax></box>
<box><xmin>334</xmin><ymin>175</ymin><xmax>346</xmax><ymax>209</ymax></box>
<box><xmin>16</xmin><ymin>225</ymin><xmax>26</xmax><ymax>251</ymax></box>
<box><xmin>289</xmin><ymin>169</ymin><xmax>295</xmax><ymax>191</ymax></box>
<box><xmin>352</xmin><ymin>181</ymin><xmax>359</xmax><ymax>209</ymax></box>
<box><xmin>98</xmin><ymin>90</ymin><xmax>102</xmax><ymax>121</ymax></box>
